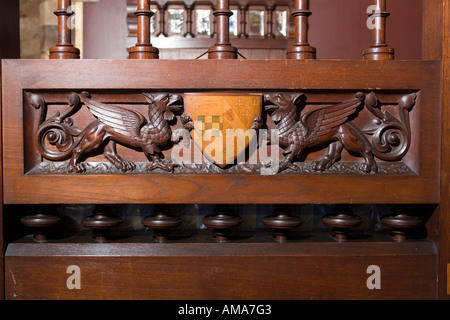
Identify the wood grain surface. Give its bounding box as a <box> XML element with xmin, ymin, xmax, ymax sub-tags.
<box><xmin>5</xmin><ymin>236</ymin><xmax>438</xmax><ymax>300</ymax></box>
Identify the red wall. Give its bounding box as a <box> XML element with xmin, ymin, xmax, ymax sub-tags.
<box><xmin>309</xmin><ymin>0</ymin><xmax>423</xmax><ymax>60</ymax></box>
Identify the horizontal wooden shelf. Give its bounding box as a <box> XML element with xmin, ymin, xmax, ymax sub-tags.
<box><xmin>5</xmin><ymin>233</ymin><xmax>437</xmax><ymax>299</ymax></box>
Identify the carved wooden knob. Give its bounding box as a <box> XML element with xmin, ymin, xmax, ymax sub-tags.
<box><xmin>82</xmin><ymin>209</ymin><xmax>122</xmax><ymax>242</ymax></box>
<box><xmin>21</xmin><ymin>213</ymin><xmax>61</xmax><ymax>242</ymax></box>
<box><xmin>381</xmin><ymin>213</ymin><xmax>423</xmax><ymax>241</ymax></box>
<box><xmin>203</xmin><ymin>205</ymin><xmax>242</xmax><ymax>242</ymax></box>
<box><xmin>263</xmin><ymin>205</ymin><xmax>302</xmax><ymax>243</ymax></box>
<box><xmin>322</xmin><ymin>207</ymin><xmax>362</xmax><ymax>241</ymax></box>
<box><xmin>142</xmin><ymin>208</ymin><xmax>182</xmax><ymax>243</ymax></box>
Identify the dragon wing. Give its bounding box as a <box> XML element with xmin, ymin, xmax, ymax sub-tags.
<box><xmin>301</xmin><ymin>93</ymin><xmax>364</xmax><ymax>144</ymax></box>
<box><xmin>81</xmin><ymin>92</ymin><xmax>145</xmax><ymax>140</ymax></box>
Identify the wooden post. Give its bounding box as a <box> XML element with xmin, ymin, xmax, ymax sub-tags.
<box><xmin>208</xmin><ymin>0</ymin><xmax>238</xmax><ymax>59</ymax></box>
<box><xmin>49</xmin><ymin>0</ymin><xmax>80</xmax><ymax>59</ymax></box>
<box><xmin>0</xmin><ymin>0</ymin><xmax>19</xmax><ymax>302</ymax></box>
<box><xmin>363</xmin><ymin>0</ymin><xmax>394</xmax><ymax>60</ymax></box>
<box><xmin>439</xmin><ymin>0</ymin><xmax>450</xmax><ymax>299</ymax></box>
<box><xmin>266</xmin><ymin>3</ymin><xmax>275</xmax><ymax>39</ymax></box>
<box><xmin>238</xmin><ymin>3</ymin><xmax>249</xmax><ymax>38</ymax></box>
<box><xmin>184</xmin><ymin>1</ymin><xmax>195</xmax><ymax>38</ymax></box>
<box><xmin>128</xmin><ymin>0</ymin><xmax>159</xmax><ymax>59</ymax></box>
<box><xmin>286</xmin><ymin>0</ymin><xmax>316</xmax><ymax>59</ymax></box>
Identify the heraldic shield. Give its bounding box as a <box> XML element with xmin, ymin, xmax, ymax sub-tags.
<box><xmin>184</xmin><ymin>93</ymin><xmax>262</xmax><ymax>168</ymax></box>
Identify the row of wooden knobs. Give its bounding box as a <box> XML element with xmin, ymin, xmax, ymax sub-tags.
<box><xmin>21</xmin><ymin>204</ymin><xmax>423</xmax><ymax>243</ymax></box>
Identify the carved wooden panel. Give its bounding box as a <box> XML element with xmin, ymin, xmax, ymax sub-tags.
<box><xmin>1</xmin><ymin>59</ymin><xmax>440</xmax><ymax>204</ymax></box>
<box><xmin>25</xmin><ymin>90</ymin><xmax>419</xmax><ymax>176</ymax></box>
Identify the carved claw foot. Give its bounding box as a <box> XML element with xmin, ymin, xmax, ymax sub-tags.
<box><xmin>235</xmin><ymin>163</ymin><xmax>254</xmax><ymax>173</ymax></box>
<box><xmin>359</xmin><ymin>162</ymin><xmax>378</xmax><ymax>174</ymax></box>
<box><xmin>147</xmin><ymin>160</ymin><xmax>176</xmax><ymax>172</ymax></box>
<box><xmin>180</xmin><ymin>114</ymin><xmax>194</xmax><ymax>131</ymax></box>
<box><xmin>111</xmin><ymin>159</ymin><xmax>136</xmax><ymax>172</ymax></box>
<box><xmin>311</xmin><ymin>154</ymin><xmax>340</xmax><ymax>171</ymax></box>
<box><xmin>251</xmin><ymin>115</ymin><xmax>264</xmax><ymax>130</ymax></box>
<box><xmin>277</xmin><ymin>159</ymin><xmax>300</xmax><ymax>173</ymax></box>
<box><xmin>68</xmin><ymin>162</ymin><xmax>86</xmax><ymax>173</ymax></box>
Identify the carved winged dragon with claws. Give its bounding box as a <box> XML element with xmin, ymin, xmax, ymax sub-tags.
<box><xmin>33</xmin><ymin>91</ymin><xmax>182</xmax><ymax>173</ymax></box>
<box><xmin>264</xmin><ymin>91</ymin><xmax>415</xmax><ymax>173</ymax></box>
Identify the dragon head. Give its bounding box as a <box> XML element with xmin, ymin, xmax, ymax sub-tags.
<box><xmin>264</xmin><ymin>93</ymin><xmax>305</xmax><ymax>122</ymax></box>
<box><xmin>143</xmin><ymin>93</ymin><xmax>183</xmax><ymax>121</ymax></box>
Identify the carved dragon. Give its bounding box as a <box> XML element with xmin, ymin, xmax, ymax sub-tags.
<box><xmin>263</xmin><ymin>92</ymin><xmax>415</xmax><ymax>173</ymax></box>
<box><xmin>32</xmin><ymin>91</ymin><xmax>182</xmax><ymax>173</ymax></box>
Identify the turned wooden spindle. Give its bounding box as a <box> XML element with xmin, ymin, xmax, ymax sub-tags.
<box><xmin>81</xmin><ymin>205</ymin><xmax>122</xmax><ymax>242</ymax></box>
<box><xmin>183</xmin><ymin>1</ymin><xmax>195</xmax><ymax>38</ymax></box>
<box><xmin>321</xmin><ymin>205</ymin><xmax>362</xmax><ymax>241</ymax></box>
<box><xmin>21</xmin><ymin>210</ymin><xmax>61</xmax><ymax>242</ymax></box>
<box><xmin>142</xmin><ymin>205</ymin><xmax>182</xmax><ymax>242</ymax></box>
<box><xmin>381</xmin><ymin>209</ymin><xmax>423</xmax><ymax>241</ymax></box>
<box><xmin>238</xmin><ymin>3</ymin><xmax>249</xmax><ymax>38</ymax></box>
<box><xmin>266</xmin><ymin>3</ymin><xmax>275</xmax><ymax>39</ymax></box>
<box><xmin>263</xmin><ymin>204</ymin><xmax>302</xmax><ymax>243</ymax></box>
<box><xmin>363</xmin><ymin>0</ymin><xmax>394</xmax><ymax>60</ymax></box>
<box><xmin>208</xmin><ymin>0</ymin><xmax>238</xmax><ymax>59</ymax></box>
<box><xmin>286</xmin><ymin>0</ymin><xmax>316</xmax><ymax>59</ymax></box>
<box><xmin>128</xmin><ymin>0</ymin><xmax>159</xmax><ymax>59</ymax></box>
<box><xmin>49</xmin><ymin>0</ymin><xmax>80</xmax><ymax>59</ymax></box>
<box><xmin>203</xmin><ymin>204</ymin><xmax>242</xmax><ymax>242</ymax></box>
<box><xmin>155</xmin><ymin>2</ymin><xmax>168</xmax><ymax>37</ymax></box>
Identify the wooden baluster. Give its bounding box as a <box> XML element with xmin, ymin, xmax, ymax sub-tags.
<box><xmin>156</xmin><ymin>2</ymin><xmax>168</xmax><ymax>37</ymax></box>
<box><xmin>128</xmin><ymin>0</ymin><xmax>159</xmax><ymax>59</ymax></box>
<box><xmin>263</xmin><ymin>204</ymin><xmax>302</xmax><ymax>243</ymax></box>
<box><xmin>142</xmin><ymin>205</ymin><xmax>182</xmax><ymax>243</ymax></box>
<box><xmin>266</xmin><ymin>3</ymin><xmax>275</xmax><ymax>39</ymax></box>
<box><xmin>363</xmin><ymin>0</ymin><xmax>394</xmax><ymax>60</ymax></box>
<box><xmin>321</xmin><ymin>205</ymin><xmax>362</xmax><ymax>241</ymax></box>
<box><xmin>286</xmin><ymin>0</ymin><xmax>316</xmax><ymax>59</ymax></box>
<box><xmin>208</xmin><ymin>0</ymin><xmax>238</xmax><ymax>59</ymax></box>
<box><xmin>203</xmin><ymin>204</ymin><xmax>242</xmax><ymax>242</ymax></box>
<box><xmin>238</xmin><ymin>3</ymin><xmax>249</xmax><ymax>38</ymax></box>
<box><xmin>49</xmin><ymin>0</ymin><xmax>80</xmax><ymax>59</ymax></box>
<box><xmin>21</xmin><ymin>208</ymin><xmax>61</xmax><ymax>242</ymax></box>
<box><xmin>81</xmin><ymin>205</ymin><xmax>122</xmax><ymax>242</ymax></box>
<box><xmin>210</xmin><ymin>3</ymin><xmax>217</xmax><ymax>38</ymax></box>
<box><xmin>184</xmin><ymin>1</ymin><xmax>195</xmax><ymax>38</ymax></box>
